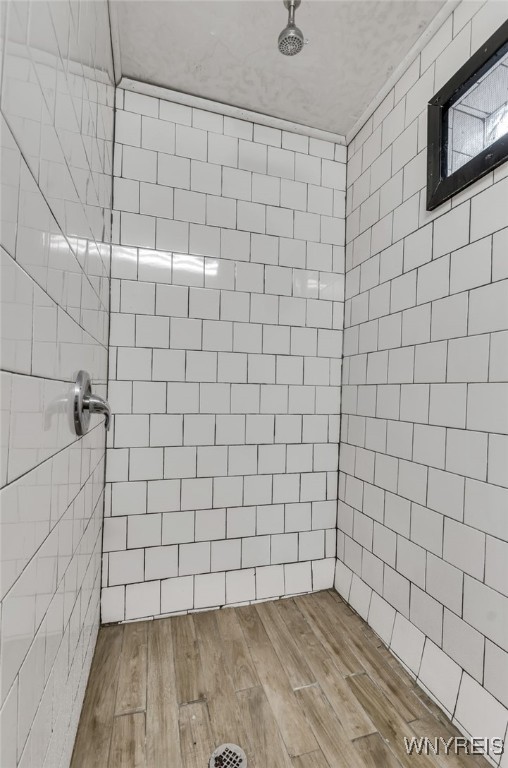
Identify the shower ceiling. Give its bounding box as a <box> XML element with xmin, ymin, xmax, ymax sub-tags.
<box><xmin>114</xmin><ymin>0</ymin><xmax>446</xmax><ymax>135</ymax></box>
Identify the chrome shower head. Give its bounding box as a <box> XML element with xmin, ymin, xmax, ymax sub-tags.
<box><xmin>278</xmin><ymin>0</ymin><xmax>304</xmax><ymax>56</ymax></box>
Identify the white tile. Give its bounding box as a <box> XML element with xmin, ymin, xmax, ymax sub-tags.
<box><xmin>242</xmin><ymin>536</ymin><xmax>271</xmax><ymax>567</ymax></box>
<box><xmin>126</xmin><ymin>580</ymin><xmax>161</xmax><ymax>619</ymax></box>
<box><xmin>123</xmin><ymin>145</ymin><xmax>157</xmax><ymax>182</ymax></box>
<box><xmin>136</xmin><ymin>315</ymin><xmax>170</xmax><ymax>348</ymax></box>
<box><xmin>485</xmin><ymin>536</ymin><xmax>508</xmax><ymax>597</ymax></box>
<box><xmin>121</xmin><ymin>212</ymin><xmax>156</xmax><ymax>248</ymax></box>
<box><xmin>222</xmin><ymin>117</ymin><xmax>252</xmax><ymax>142</ymax></box>
<box><xmin>268</xmin><ymin>147</ymin><xmax>294</xmax><ymax>180</ymax></box>
<box><xmin>147</xmin><ymin>479</ymin><xmax>181</xmax><ymax>511</ymax></box>
<box><xmin>139</xmin><ymin>182</ymin><xmax>173</xmax><ymax>219</ymax></box>
<box><xmin>174</xmin><ymin>189</ymin><xmax>206</xmax><ymax>224</ymax></box>
<box><xmin>469</xmin><ymin>280</ymin><xmax>508</xmax><ymax>335</ymax></box>
<box><xmin>312</xmin><ymin>558</ymin><xmax>335</xmax><ymax>590</ymax></box>
<box><xmin>426</xmin><ymin>553</ymin><xmax>463</xmax><ymax>615</ymax></box>
<box><xmin>157</xmin><ymin>219</ymin><xmax>190</xmax><ymax>252</ymax></box>
<box><xmin>116</xmin><ymin>110</ymin><xmax>141</xmax><ymax>146</ymax></box>
<box><xmin>484</xmin><ymin>641</ymin><xmax>508</xmax><ymax>709</ymax></box>
<box><xmin>176</xmin><ymin>124</ymin><xmax>207</xmax><ymax>160</ymax></box>
<box><xmin>158</xmin><ymin>154</ymin><xmax>190</xmax><ymax>189</ymax></box>
<box><xmin>455</xmin><ymin>673</ymin><xmax>508</xmax><ymax>746</ymax></box>
<box><xmin>256</xmin><ymin>564</ymin><xmax>284</xmax><ymax>599</ymax></box>
<box><xmin>446</xmin><ymin>428</ymin><xmax>488</xmax><ymax>481</ymax></box>
<box><xmin>195</xmin><ymin>507</ymin><xmax>226</xmax><ymax>539</ymax></box>
<box><xmin>418</xmin><ymin>641</ymin><xmax>462</xmax><ymax>715</ymax></box>
<box><xmin>450</xmin><ymin>237</ymin><xmax>491</xmax><ymax>293</ymax></box>
<box><xmin>334</xmin><ymin>560</ymin><xmax>353</xmax><ymax>600</ymax></box>
<box><xmin>161</xmin><ymin>575</ymin><xmax>194</xmax><ymax>613</ymax></box>
<box><xmin>322</xmin><ymin>159</ymin><xmax>345</xmax><ymax>190</ymax></box>
<box><xmin>125</xmin><ymin>91</ymin><xmax>158</xmax><ymax>117</ymax></box>
<box><xmin>410</xmin><ymin>502</ymin><xmax>443</xmax><ymax>556</ymax></box>
<box><xmin>444</xmin><ymin>516</ymin><xmax>485</xmax><ymax>580</ymax></box>
<box><xmin>115</xmin><ymin>177</ymin><xmax>140</xmax><ymax>213</ymax></box>
<box><xmin>193</xmin><ymin>108</ymin><xmax>223</xmax><ymax>133</ymax></box>
<box><xmin>470</xmin><ymin>177</ymin><xmax>508</xmax><ymax>241</ymax></box>
<box><xmin>294</xmin><ymin>153</ymin><xmax>320</xmax><ymax>185</ymax></box>
<box><xmin>109</xmin><ymin>549</ymin><xmax>144</xmax><ymax>585</ymax></box>
<box><xmin>266</xmin><ymin>206</ymin><xmax>293</xmax><ymax>237</ymax></box>
<box><xmin>492</xmin><ymin>228</ymin><xmax>508</xmax><ymax>281</ymax></box>
<box><xmin>443</xmin><ymin>609</ymin><xmax>484</xmax><ymax>682</ymax></box>
<box><xmin>127</xmin><ymin>514</ymin><xmax>162</xmax><ymax>549</ymax></box>
<box><xmin>162</xmin><ymin>511</ymin><xmax>195</xmax><ymax>544</ymax></box>
<box><xmin>283</xmin><ymin>132</ymin><xmax>308</xmax><ymax>153</ymax></box>
<box><xmin>417</xmin><ymin>255</ymin><xmax>449</xmax><ymax>304</ymax></box>
<box><xmin>179</xmin><ymin>541</ymin><xmax>210</xmax><ymax>575</ymax></box>
<box><xmin>271</xmin><ymin>532</ymin><xmax>298</xmax><ymax>564</ymax></box>
<box><xmin>391</xmin><ymin>612</ymin><xmax>425</xmax><ymax>674</ymax></box>
<box><xmin>447</xmin><ymin>334</ymin><xmax>489</xmax><ymax>383</ymax></box>
<box><xmin>142</xmin><ymin>115</ymin><xmax>175</xmax><ymax>153</ymax></box>
<box><xmin>129</xmin><ymin>447</ymin><xmax>164</xmax><ymax>480</ymax></box>
<box><xmin>207</xmin><ymin>195</ymin><xmax>236</xmax><ymax>228</ymax></box>
<box><xmin>208</xmin><ymin>133</ymin><xmax>238</xmax><ymax>167</ymax></box>
<box><xmin>115</xmin><ymin>414</ymin><xmax>149</xmax><ymax>448</ymax></box>
<box><xmin>222</xmin><ymin>167</ymin><xmax>252</xmax><ymax>201</ymax></box>
<box><xmin>396</xmin><ymin>536</ymin><xmax>426</xmax><ymax>589</ymax></box>
<box><xmin>281</xmin><ymin>179</ymin><xmax>306</xmax><ymax>211</ymax></box>
<box><xmin>112</xmin><ymin>481</ymin><xmax>147</xmax><ymax>516</ymax></box>
<box><xmin>211</xmin><ymin>539</ymin><xmax>241</xmax><ymax>572</ymax></box>
<box><xmin>102</xmin><ymin>586</ymin><xmax>125</xmax><ymax>623</ymax></box>
<box><xmin>463</xmin><ymin>576</ymin><xmax>508</xmax><ymax>652</ymax></box>
<box><xmin>191</xmin><ymin>160</ymin><xmax>221</xmax><ymax>195</ymax></box>
<box><xmin>427</xmin><ymin>468</ymin><xmax>464</xmax><ymax>521</ymax></box>
<box><xmin>237</xmin><ymin>201</ymin><xmax>265</xmax><ymax>233</ymax></box>
<box><xmin>103</xmin><ymin>517</ymin><xmax>127</xmax><ymax>552</ymax></box>
<box><xmin>239</xmin><ymin>140</ymin><xmax>267</xmax><ymax>173</ymax></box>
<box><xmin>251</xmin><ymin>233</ymin><xmax>278</xmax><ymax>265</ymax></box>
<box><xmin>431</xmin><ymin>292</ymin><xmax>468</xmax><ymax>341</ymax></box>
<box><xmin>226</xmin><ymin>568</ymin><xmax>255</xmax><ymax>603</ymax></box>
<box><xmin>429</xmin><ymin>383</ymin><xmax>467</xmax><ymax>429</ymax></box>
<box><xmin>284</xmin><ymin>561</ymin><xmax>312</xmax><ymax>594</ymax></box>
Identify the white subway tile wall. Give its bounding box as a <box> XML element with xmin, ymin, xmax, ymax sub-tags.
<box><xmin>0</xmin><ymin>1</ymin><xmax>114</xmax><ymax>766</ymax></box>
<box><xmin>103</xmin><ymin>89</ymin><xmax>346</xmax><ymax>622</ymax></box>
<box><xmin>337</xmin><ymin>1</ymin><xmax>508</xmax><ymax>760</ymax></box>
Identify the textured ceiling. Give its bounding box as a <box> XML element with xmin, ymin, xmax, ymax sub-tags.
<box><xmin>115</xmin><ymin>0</ymin><xmax>445</xmax><ymax>135</ymax></box>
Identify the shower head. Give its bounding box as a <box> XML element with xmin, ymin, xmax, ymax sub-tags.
<box><xmin>278</xmin><ymin>0</ymin><xmax>304</xmax><ymax>56</ymax></box>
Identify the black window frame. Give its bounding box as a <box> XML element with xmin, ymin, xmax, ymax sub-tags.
<box><xmin>426</xmin><ymin>19</ymin><xmax>508</xmax><ymax>211</ymax></box>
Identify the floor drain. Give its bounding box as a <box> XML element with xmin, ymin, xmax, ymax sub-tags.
<box><xmin>209</xmin><ymin>743</ymin><xmax>247</xmax><ymax>767</ymax></box>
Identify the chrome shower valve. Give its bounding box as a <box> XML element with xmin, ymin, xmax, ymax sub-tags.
<box><xmin>73</xmin><ymin>370</ymin><xmax>111</xmax><ymax>435</ymax></box>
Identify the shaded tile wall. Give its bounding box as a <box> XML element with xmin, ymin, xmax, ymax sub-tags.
<box><xmin>0</xmin><ymin>2</ymin><xmax>114</xmax><ymax>766</ymax></box>
<box><xmin>337</xmin><ymin>1</ymin><xmax>508</xmax><ymax>762</ymax></box>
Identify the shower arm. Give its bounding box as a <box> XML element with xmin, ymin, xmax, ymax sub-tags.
<box><xmin>284</xmin><ymin>0</ymin><xmax>300</xmax><ymax>26</ymax></box>
<box><xmin>288</xmin><ymin>0</ymin><xmax>296</xmax><ymax>25</ymax></box>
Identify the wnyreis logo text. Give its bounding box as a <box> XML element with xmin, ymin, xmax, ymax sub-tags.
<box><xmin>404</xmin><ymin>736</ymin><xmax>504</xmax><ymax>757</ymax></box>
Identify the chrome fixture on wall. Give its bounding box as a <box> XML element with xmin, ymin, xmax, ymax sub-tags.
<box><xmin>278</xmin><ymin>0</ymin><xmax>304</xmax><ymax>56</ymax></box>
<box><xmin>73</xmin><ymin>370</ymin><xmax>111</xmax><ymax>435</ymax></box>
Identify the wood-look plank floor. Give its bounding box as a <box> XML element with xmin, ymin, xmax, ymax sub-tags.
<box><xmin>70</xmin><ymin>591</ymin><xmax>489</xmax><ymax>768</ymax></box>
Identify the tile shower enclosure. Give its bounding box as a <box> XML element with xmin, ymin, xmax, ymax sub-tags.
<box><xmin>103</xmin><ymin>89</ymin><xmax>346</xmax><ymax>622</ymax></box>
<box><xmin>0</xmin><ymin>1</ymin><xmax>114</xmax><ymax>766</ymax></box>
<box><xmin>0</xmin><ymin>1</ymin><xmax>507</xmax><ymax>766</ymax></box>
<box><xmin>336</xmin><ymin>0</ymin><xmax>508</xmax><ymax>753</ymax></box>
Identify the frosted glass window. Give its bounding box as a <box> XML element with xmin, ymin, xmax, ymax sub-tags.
<box><xmin>446</xmin><ymin>50</ymin><xmax>508</xmax><ymax>176</ymax></box>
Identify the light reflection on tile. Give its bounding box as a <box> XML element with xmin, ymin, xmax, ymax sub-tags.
<box><xmin>172</xmin><ymin>251</ymin><xmax>204</xmax><ymax>287</ymax></box>
<box><xmin>137</xmin><ymin>247</ymin><xmax>172</xmax><ymax>283</ymax></box>
<box><xmin>111</xmin><ymin>244</ymin><xmax>138</xmax><ymax>279</ymax></box>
